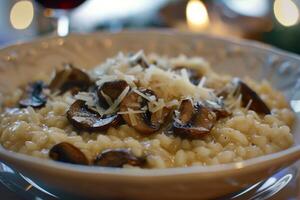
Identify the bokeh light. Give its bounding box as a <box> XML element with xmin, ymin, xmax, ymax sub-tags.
<box><xmin>274</xmin><ymin>0</ymin><xmax>299</xmax><ymax>27</ymax></box>
<box><xmin>186</xmin><ymin>0</ymin><xmax>209</xmax><ymax>31</ymax></box>
<box><xmin>10</xmin><ymin>0</ymin><xmax>34</xmax><ymax>30</ymax></box>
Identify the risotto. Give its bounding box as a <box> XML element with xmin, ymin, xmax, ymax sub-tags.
<box><xmin>0</xmin><ymin>51</ymin><xmax>295</xmax><ymax>168</ymax></box>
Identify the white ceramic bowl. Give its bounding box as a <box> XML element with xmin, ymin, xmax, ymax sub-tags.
<box><xmin>0</xmin><ymin>30</ymin><xmax>300</xmax><ymax>200</ymax></box>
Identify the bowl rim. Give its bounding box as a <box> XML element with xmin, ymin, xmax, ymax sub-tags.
<box><xmin>1</xmin><ymin>29</ymin><xmax>300</xmax><ymax>178</ymax></box>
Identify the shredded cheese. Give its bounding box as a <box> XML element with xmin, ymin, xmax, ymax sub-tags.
<box><xmin>132</xmin><ymin>88</ymin><xmax>158</xmax><ymax>104</ymax></box>
<box><xmin>127</xmin><ymin>65</ymin><xmax>143</xmax><ymax>74</ymax></box>
<box><xmin>245</xmin><ymin>99</ymin><xmax>253</xmax><ymax>111</ymax></box>
<box><xmin>70</xmin><ymin>53</ymin><xmax>226</xmax><ymax>123</ymax></box>
<box><xmin>73</xmin><ymin>116</ymin><xmax>87</xmax><ymax>122</ymax></box>
<box><xmin>75</xmin><ymin>92</ymin><xmax>95</xmax><ymax>104</ymax></box>
<box><xmin>228</xmin><ymin>94</ymin><xmax>242</xmax><ymax>109</ymax></box>
<box><xmin>95</xmin><ymin>104</ymin><xmax>106</xmax><ymax>115</ymax></box>
<box><xmin>180</xmin><ymin>68</ymin><xmax>190</xmax><ymax>81</ymax></box>
<box><xmin>149</xmin><ymin>98</ymin><xmax>165</xmax><ymax>113</ymax></box>
<box><xmin>100</xmin><ymin>91</ymin><xmax>113</xmax><ymax>106</ymax></box>
<box><xmin>165</xmin><ymin>99</ymin><xmax>179</xmax><ymax>108</ymax></box>
<box><xmin>127</xmin><ymin>108</ymin><xmax>138</xmax><ymax>126</ymax></box>
<box><xmin>113</xmin><ymin>69</ymin><xmax>137</xmax><ymax>87</ymax></box>
<box><xmin>104</xmin><ymin>86</ymin><xmax>130</xmax><ymax>115</ymax></box>
<box><xmin>142</xmin><ymin>66</ymin><xmax>215</xmax><ymax>101</ymax></box>
<box><xmin>96</xmin><ymin>75</ymin><xmax>118</xmax><ymax>86</ymax></box>
<box><xmin>118</xmin><ymin>110</ymin><xmax>145</xmax><ymax>114</ymax></box>
<box><xmin>198</xmin><ymin>76</ymin><xmax>207</xmax><ymax>88</ymax></box>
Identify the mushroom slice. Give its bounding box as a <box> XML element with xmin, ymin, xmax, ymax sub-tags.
<box><xmin>94</xmin><ymin>149</ymin><xmax>146</xmax><ymax>168</ymax></box>
<box><xmin>173</xmin><ymin>66</ymin><xmax>203</xmax><ymax>85</ymax></box>
<box><xmin>67</xmin><ymin>100</ymin><xmax>120</xmax><ymax>132</ymax></box>
<box><xmin>120</xmin><ymin>89</ymin><xmax>162</xmax><ymax>134</ymax></box>
<box><xmin>233</xmin><ymin>78</ymin><xmax>271</xmax><ymax>114</ymax></box>
<box><xmin>19</xmin><ymin>81</ymin><xmax>47</xmax><ymax>108</ymax></box>
<box><xmin>97</xmin><ymin>80</ymin><xmax>129</xmax><ymax>108</ymax></box>
<box><xmin>129</xmin><ymin>51</ymin><xmax>150</xmax><ymax>68</ymax></box>
<box><xmin>173</xmin><ymin>99</ymin><xmax>217</xmax><ymax>139</ymax></box>
<box><xmin>49</xmin><ymin>142</ymin><xmax>89</xmax><ymax>165</ymax></box>
<box><xmin>49</xmin><ymin>64</ymin><xmax>91</xmax><ymax>95</ymax></box>
<box><xmin>205</xmin><ymin>99</ymin><xmax>231</xmax><ymax>119</ymax></box>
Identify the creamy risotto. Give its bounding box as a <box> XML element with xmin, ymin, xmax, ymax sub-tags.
<box><xmin>0</xmin><ymin>51</ymin><xmax>295</xmax><ymax>168</ymax></box>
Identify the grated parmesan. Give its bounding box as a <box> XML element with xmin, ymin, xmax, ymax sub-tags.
<box><xmin>149</xmin><ymin>98</ymin><xmax>165</xmax><ymax>113</ymax></box>
<box><xmin>100</xmin><ymin>91</ymin><xmax>113</xmax><ymax>106</ymax></box>
<box><xmin>96</xmin><ymin>75</ymin><xmax>118</xmax><ymax>86</ymax></box>
<box><xmin>142</xmin><ymin>65</ymin><xmax>215</xmax><ymax>101</ymax></box>
<box><xmin>245</xmin><ymin>99</ymin><xmax>253</xmax><ymax>111</ymax></box>
<box><xmin>73</xmin><ymin>116</ymin><xmax>87</xmax><ymax>122</ymax></box>
<box><xmin>198</xmin><ymin>76</ymin><xmax>207</xmax><ymax>88</ymax></box>
<box><xmin>75</xmin><ymin>92</ymin><xmax>95</xmax><ymax>103</ymax></box>
<box><xmin>228</xmin><ymin>94</ymin><xmax>242</xmax><ymax>110</ymax></box>
<box><xmin>127</xmin><ymin>108</ymin><xmax>138</xmax><ymax>126</ymax></box>
<box><xmin>165</xmin><ymin>99</ymin><xmax>179</xmax><ymax>108</ymax></box>
<box><xmin>118</xmin><ymin>110</ymin><xmax>145</xmax><ymax>115</ymax></box>
<box><xmin>104</xmin><ymin>86</ymin><xmax>130</xmax><ymax>115</ymax></box>
<box><xmin>113</xmin><ymin>69</ymin><xmax>137</xmax><ymax>87</ymax></box>
<box><xmin>127</xmin><ymin>65</ymin><xmax>143</xmax><ymax>74</ymax></box>
<box><xmin>180</xmin><ymin>68</ymin><xmax>190</xmax><ymax>82</ymax></box>
<box><xmin>132</xmin><ymin>88</ymin><xmax>158</xmax><ymax>104</ymax></box>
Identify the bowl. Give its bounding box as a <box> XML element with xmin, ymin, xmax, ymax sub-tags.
<box><xmin>0</xmin><ymin>30</ymin><xmax>300</xmax><ymax>200</ymax></box>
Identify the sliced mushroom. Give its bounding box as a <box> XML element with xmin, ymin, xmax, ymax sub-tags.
<box><xmin>120</xmin><ymin>89</ymin><xmax>162</xmax><ymax>134</ymax></box>
<box><xmin>94</xmin><ymin>149</ymin><xmax>146</xmax><ymax>168</ymax></box>
<box><xmin>205</xmin><ymin>99</ymin><xmax>231</xmax><ymax>119</ymax></box>
<box><xmin>129</xmin><ymin>51</ymin><xmax>150</xmax><ymax>68</ymax></box>
<box><xmin>97</xmin><ymin>80</ymin><xmax>129</xmax><ymax>108</ymax></box>
<box><xmin>173</xmin><ymin>99</ymin><xmax>217</xmax><ymax>139</ymax></box>
<box><xmin>19</xmin><ymin>81</ymin><xmax>47</xmax><ymax>108</ymax></box>
<box><xmin>67</xmin><ymin>100</ymin><xmax>120</xmax><ymax>132</ymax></box>
<box><xmin>49</xmin><ymin>142</ymin><xmax>89</xmax><ymax>165</ymax></box>
<box><xmin>233</xmin><ymin>78</ymin><xmax>271</xmax><ymax>114</ymax></box>
<box><xmin>49</xmin><ymin>64</ymin><xmax>91</xmax><ymax>95</ymax></box>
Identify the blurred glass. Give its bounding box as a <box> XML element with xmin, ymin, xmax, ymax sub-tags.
<box><xmin>35</xmin><ymin>0</ymin><xmax>86</xmax><ymax>36</ymax></box>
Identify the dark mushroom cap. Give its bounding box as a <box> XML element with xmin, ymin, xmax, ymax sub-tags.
<box><xmin>19</xmin><ymin>81</ymin><xmax>47</xmax><ymax>108</ymax></box>
<box><xmin>97</xmin><ymin>80</ymin><xmax>129</xmax><ymax>108</ymax></box>
<box><xmin>173</xmin><ymin>99</ymin><xmax>217</xmax><ymax>139</ymax></box>
<box><xmin>233</xmin><ymin>78</ymin><xmax>271</xmax><ymax>115</ymax></box>
<box><xmin>67</xmin><ymin>100</ymin><xmax>121</xmax><ymax>132</ymax></box>
<box><xmin>49</xmin><ymin>64</ymin><xmax>91</xmax><ymax>95</ymax></box>
<box><xmin>120</xmin><ymin>89</ymin><xmax>161</xmax><ymax>134</ymax></box>
<box><xmin>173</xmin><ymin>66</ymin><xmax>203</xmax><ymax>85</ymax></box>
<box><xmin>204</xmin><ymin>99</ymin><xmax>231</xmax><ymax>119</ymax></box>
<box><xmin>49</xmin><ymin>142</ymin><xmax>89</xmax><ymax>165</ymax></box>
<box><xmin>94</xmin><ymin>149</ymin><xmax>146</xmax><ymax>168</ymax></box>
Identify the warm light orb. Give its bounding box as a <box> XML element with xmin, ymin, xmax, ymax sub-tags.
<box><xmin>274</xmin><ymin>0</ymin><xmax>299</xmax><ymax>27</ymax></box>
<box><xmin>224</xmin><ymin>0</ymin><xmax>269</xmax><ymax>17</ymax></box>
<box><xmin>186</xmin><ymin>0</ymin><xmax>209</xmax><ymax>31</ymax></box>
<box><xmin>10</xmin><ymin>1</ymin><xmax>34</xmax><ymax>30</ymax></box>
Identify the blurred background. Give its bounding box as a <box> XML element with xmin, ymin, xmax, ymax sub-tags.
<box><xmin>1</xmin><ymin>0</ymin><xmax>300</xmax><ymax>54</ymax></box>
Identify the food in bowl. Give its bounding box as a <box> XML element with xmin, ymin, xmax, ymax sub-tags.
<box><xmin>0</xmin><ymin>51</ymin><xmax>295</xmax><ymax>168</ymax></box>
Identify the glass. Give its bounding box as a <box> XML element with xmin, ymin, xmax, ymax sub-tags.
<box><xmin>35</xmin><ymin>0</ymin><xmax>86</xmax><ymax>36</ymax></box>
